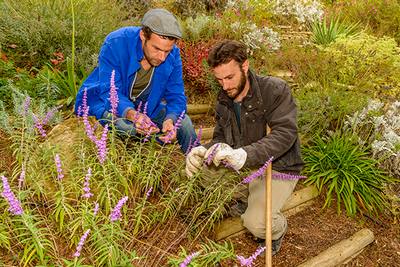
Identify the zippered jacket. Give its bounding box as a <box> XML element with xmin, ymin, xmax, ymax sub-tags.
<box><xmin>205</xmin><ymin>70</ymin><xmax>304</xmax><ymax>173</ymax></box>
<box><xmin>74</xmin><ymin>26</ymin><xmax>187</xmax><ymax>123</ymax></box>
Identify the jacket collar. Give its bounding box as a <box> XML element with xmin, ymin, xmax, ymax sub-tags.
<box><xmin>127</xmin><ymin>30</ymin><xmax>144</xmax><ymax>77</ymax></box>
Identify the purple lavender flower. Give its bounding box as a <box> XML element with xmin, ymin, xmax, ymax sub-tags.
<box><xmin>54</xmin><ymin>154</ymin><xmax>64</xmax><ymax>181</ymax></box>
<box><xmin>145</xmin><ymin>187</ymin><xmax>152</xmax><ymax>199</ymax></box>
<box><xmin>1</xmin><ymin>175</ymin><xmax>23</xmax><ymax>215</ymax></box>
<box><xmin>143</xmin><ymin>102</ymin><xmax>148</xmax><ymax>115</ymax></box>
<box><xmin>18</xmin><ymin>165</ymin><xmax>26</xmax><ymax>189</ymax></box>
<box><xmin>95</xmin><ymin>124</ymin><xmax>109</xmax><ymax>164</ymax></box>
<box><xmin>237</xmin><ymin>246</ymin><xmax>265</xmax><ymax>266</ymax></box>
<box><xmin>93</xmin><ymin>202</ymin><xmax>99</xmax><ymax>216</ymax></box>
<box><xmin>163</xmin><ymin>111</ymin><xmax>185</xmax><ymax>144</ymax></box>
<box><xmin>242</xmin><ymin>157</ymin><xmax>274</xmax><ymax>184</ymax></box>
<box><xmin>109</xmin><ymin>70</ymin><xmax>119</xmax><ymax>117</ymax></box>
<box><xmin>77</xmin><ymin>105</ymin><xmax>82</xmax><ymax>117</ymax></box>
<box><xmin>134</xmin><ymin>101</ymin><xmax>143</xmax><ymax>122</ymax></box>
<box><xmin>222</xmin><ymin>160</ymin><xmax>240</xmax><ymax>174</ymax></box>
<box><xmin>110</xmin><ymin>196</ymin><xmax>128</xmax><ymax>222</ymax></box>
<box><xmin>179</xmin><ymin>251</ymin><xmax>200</xmax><ymax>267</ymax></box>
<box><xmin>205</xmin><ymin>143</ymin><xmax>220</xmax><ymax>165</ymax></box>
<box><xmin>82</xmin><ymin>89</ymin><xmax>97</xmax><ymax>142</ymax></box>
<box><xmin>32</xmin><ymin>114</ymin><xmax>47</xmax><ymax>137</ymax></box>
<box><xmin>22</xmin><ymin>96</ymin><xmax>31</xmax><ymax>116</ymax></box>
<box><xmin>42</xmin><ymin>106</ymin><xmax>59</xmax><ymax>125</ymax></box>
<box><xmin>185</xmin><ymin>127</ymin><xmax>203</xmax><ymax>155</ymax></box>
<box><xmin>73</xmin><ymin>229</ymin><xmax>91</xmax><ymax>257</ymax></box>
<box><xmin>82</xmin><ymin>168</ymin><xmax>93</xmax><ymax>199</ymax></box>
<box><xmin>272</xmin><ymin>173</ymin><xmax>307</xmax><ymax>180</ymax></box>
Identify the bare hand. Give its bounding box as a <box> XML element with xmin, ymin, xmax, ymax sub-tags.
<box><xmin>126</xmin><ymin>109</ymin><xmax>159</xmax><ymax>135</ymax></box>
<box><xmin>158</xmin><ymin>119</ymin><xmax>176</xmax><ymax>142</ymax></box>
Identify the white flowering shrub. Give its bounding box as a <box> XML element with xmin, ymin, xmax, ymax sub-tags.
<box><xmin>183</xmin><ymin>15</ymin><xmax>214</xmax><ymax>41</ymax></box>
<box><xmin>230</xmin><ymin>22</ymin><xmax>281</xmax><ymax>54</ymax></box>
<box><xmin>345</xmin><ymin>99</ymin><xmax>400</xmax><ymax>178</ymax></box>
<box><xmin>273</xmin><ymin>0</ymin><xmax>324</xmax><ymax>24</ymax></box>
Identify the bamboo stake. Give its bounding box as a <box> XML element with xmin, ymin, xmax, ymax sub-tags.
<box><xmin>265</xmin><ymin>162</ymin><xmax>272</xmax><ymax>266</ymax></box>
<box><xmin>265</xmin><ymin>125</ymin><xmax>272</xmax><ymax>266</ymax></box>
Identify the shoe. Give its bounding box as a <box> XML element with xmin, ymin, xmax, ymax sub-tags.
<box><xmin>228</xmin><ymin>200</ymin><xmax>247</xmax><ymax>217</ymax></box>
<box><xmin>255</xmin><ymin>227</ymin><xmax>287</xmax><ymax>256</ymax></box>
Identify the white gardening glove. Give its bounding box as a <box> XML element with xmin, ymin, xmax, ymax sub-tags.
<box><xmin>204</xmin><ymin>143</ymin><xmax>247</xmax><ymax>170</ymax></box>
<box><xmin>185</xmin><ymin>146</ymin><xmax>207</xmax><ymax>177</ymax></box>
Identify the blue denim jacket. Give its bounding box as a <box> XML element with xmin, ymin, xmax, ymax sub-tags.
<box><xmin>74</xmin><ymin>26</ymin><xmax>187</xmax><ymax>123</ymax></box>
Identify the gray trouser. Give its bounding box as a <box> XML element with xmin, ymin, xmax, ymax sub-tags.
<box><xmin>200</xmin><ymin>166</ymin><xmax>297</xmax><ymax>240</ymax></box>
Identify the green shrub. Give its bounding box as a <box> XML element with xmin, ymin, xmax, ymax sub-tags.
<box><xmin>320</xmin><ymin>33</ymin><xmax>400</xmax><ymax>97</ymax></box>
<box><xmin>329</xmin><ymin>0</ymin><xmax>400</xmax><ymax>43</ymax></box>
<box><xmin>0</xmin><ymin>0</ymin><xmax>128</xmax><ymax>70</ymax></box>
<box><xmin>295</xmin><ymin>84</ymin><xmax>368</xmax><ymax>139</ymax></box>
<box><xmin>0</xmin><ymin>60</ymin><xmax>64</xmax><ymax>108</ymax></box>
<box><xmin>303</xmin><ymin>130</ymin><xmax>397</xmax><ymax>217</ymax></box>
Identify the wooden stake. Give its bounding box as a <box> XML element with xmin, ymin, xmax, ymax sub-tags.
<box><xmin>265</xmin><ymin>126</ymin><xmax>272</xmax><ymax>266</ymax></box>
<box><xmin>265</xmin><ymin>159</ymin><xmax>272</xmax><ymax>266</ymax></box>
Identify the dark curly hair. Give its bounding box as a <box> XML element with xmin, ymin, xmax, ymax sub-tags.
<box><xmin>207</xmin><ymin>40</ymin><xmax>248</xmax><ymax>68</ymax></box>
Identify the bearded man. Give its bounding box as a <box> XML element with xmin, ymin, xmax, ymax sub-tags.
<box><xmin>74</xmin><ymin>8</ymin><xmax>197</xmax><ymax>152</ymax></box>
<box><xmin>185</xmin><ymin>40</ymin><xmax>304</xmax><ymax>255</ymax></box>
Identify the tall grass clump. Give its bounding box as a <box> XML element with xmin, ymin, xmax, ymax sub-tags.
<box><xmin>309</xmin><ymin>16</ymin><xmax>360</xmax><ymax>46</ymax></box>
<box><xmin>303</xmin><ymin>130</ymin><xmax>398</xmax><ymax>217</ymax></box>
<box><xmin>0</xmin><ymin>0</ymin><xmax>127</xmax><ymax>70</ymax></box>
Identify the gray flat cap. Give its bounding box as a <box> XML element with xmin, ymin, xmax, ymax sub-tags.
<box><xmin>141</xmin><ymin>8</ymin><xmax>182</xmax><ymax>39</ymax></box>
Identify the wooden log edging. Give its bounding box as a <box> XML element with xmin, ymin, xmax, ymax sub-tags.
<box><xmin>297</xmin><ymin>228</ymin><xmax>375</xmax><ymax>267</ymax></box>
<box><xmin>196</xmin><ymin>127</ymin><xmax>214</xmax><ymax>141</ymax></box>
<box><xmin>187</xmin><ymin>104</ymin><xmax>213</xmax><ymax>115</ymax></box>
<box><xmin>215</xmin><ymin>185</ymin><xmax>318</xmax><ymax>241</ymax></box>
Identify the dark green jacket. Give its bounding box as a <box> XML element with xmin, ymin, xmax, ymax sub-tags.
<box><xmin>206</xmin><ymin>70</ymin><xmax>304</xmax><ymax>173</ymax></box>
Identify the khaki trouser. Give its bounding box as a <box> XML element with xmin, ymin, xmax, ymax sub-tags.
<box><xmin>242</xmin><ymin>171</ymin><xmax>298</xmax><ymax>240</ymax></box>
<box><xmin>200</xmin><ymin>166</ymin><xmax>297</xmax><ymax>240</ymax></box>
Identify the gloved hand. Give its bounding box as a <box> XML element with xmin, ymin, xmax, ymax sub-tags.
<box><xmin>185</xmin><ymin>146</ymin><xmax>207</xmax><ymax>177</ymax></box>
<box><xmin>204</xmin><ymin>143</ymin><xmax>247</xmax><ymax>170</ymax></box>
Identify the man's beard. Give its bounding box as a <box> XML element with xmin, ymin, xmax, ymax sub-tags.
<box><xmin>229</xmin><ymin>68</ymin><xmax>247</xmax><ymax>98</ymax></box>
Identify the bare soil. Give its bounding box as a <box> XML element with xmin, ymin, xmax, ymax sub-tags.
<box><xmin>228</xmin><ymin>195</ymin><xmax>400</xmax><ymax>267</ymax></box>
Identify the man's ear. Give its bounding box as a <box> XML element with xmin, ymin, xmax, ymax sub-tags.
<box><xmin>242</xmin><ymin>59</ymin><xmax>249</xmax><ymax>74</ymax></box>
<box><xmin>139</xmin><ymin>30</ymin><xmax>145</xmax><ymax>42</ymax></box>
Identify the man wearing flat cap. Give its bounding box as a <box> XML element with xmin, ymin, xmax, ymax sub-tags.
<box><xmin>74</xmin><ymin>8</ymin><xmax>197</xmax><ymax>152</ymax></box>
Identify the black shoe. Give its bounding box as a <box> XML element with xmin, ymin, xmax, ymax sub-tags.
<box><xmin>228</xmin><ymin>200</ymin><xmax>247</xmax><ymax>217</ymax></box>
<box><xmin>255</xmin><ymin>228</ymin><xmax>287</xmax><ymax>256</ymax></box>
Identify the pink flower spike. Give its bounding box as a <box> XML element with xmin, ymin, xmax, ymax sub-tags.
<box><xmin>73</xmin><ymin>229</ymin><xmax>91</xmax><ymax>257</ymax></box>
<box><xmin>109</xmin><ymin>70</ymin><xmax>119</xmax><ymax>117</ymax></box>
<box><xmin>93</xmin><ymin>202</ymin><xmax>99</xmax><ymax>216</ymax></box>
<box><xmin>54</xmin><ymin>154</ymin><xmax>64</xmax><ymax>181</ymax></box>
<box><xmin>1</xmin><ymin>175</ymin><xmax>23</xmax><ymax>215</ymax></box>
<box><xmin>179</xmin><ymin>251</ymin><xmax>200</xmax><ymax>267</ymax></box>
<box><xmin>237</xmin><ymin>246</ymin><xmax>266</xmax><ymax>266</ymax></box>
<box><xmin>110</xmin><ymin>196</ymin><xmax>128</xmax><ymax>222</ymax></box>
<box><xmin>145</xmin><ymin>187</ymin><xmax>153</xmax><ymax>199</ymax></box>
<box><xmin>242</xmin><ymin>157</ymin><xmax>273</xmax><ymax>184</ymax></box>
<box><xmin>205</xmin><ymin>144</ymin><xmax>220</xmax><ymax>165</ymax></box>
<box><xmin>272</xmin><ymin>173</ymin><xmax>307</xmax><ymax>180</ymax></box>
<box><xmin>82</xmin><ymin>168</ymin><xmax>93</xmax><ymax>199</ymax></box>
<box><xmin>32</xmin><ymin>114</ymin><xmax>47</xmax><ymax>137</ymax></box>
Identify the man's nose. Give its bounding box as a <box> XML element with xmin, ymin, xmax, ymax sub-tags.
<box><xmin>158</xmin><ymin>51</ymin><xmax>168</xmax><ymax>62</ymax></box>
<box><xmin>221</xmin><ymin>80</ymin><xmax>230</xmax><ymax>90</ymax></box>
